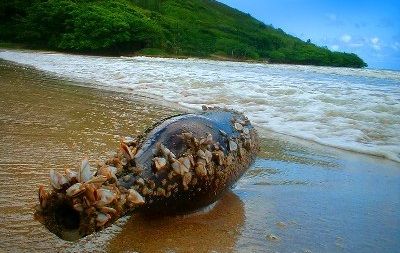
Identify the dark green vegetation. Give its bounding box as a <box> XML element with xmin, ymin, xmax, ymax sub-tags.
<box><xmin>0</xmin><ymin>0</ymin><xmax>367</xmax><ymax>67</ymax></box>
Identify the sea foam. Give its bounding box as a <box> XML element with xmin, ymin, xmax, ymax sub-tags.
<box><xmin>1</xmin><ymin>50</ymin><xmax>399</xmax><ymax>162</ymax></box>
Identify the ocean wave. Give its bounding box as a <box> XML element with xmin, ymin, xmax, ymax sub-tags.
<box><xmin>1</xmin><ymin>49</ymin><xmax>399</xmax><ymax>162</ymax></box>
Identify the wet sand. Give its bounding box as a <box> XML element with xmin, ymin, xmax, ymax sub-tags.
<box><xmin>0</xmin><ymin>60</ymin><xmax>399</xmax><ymax>252</ymax></box>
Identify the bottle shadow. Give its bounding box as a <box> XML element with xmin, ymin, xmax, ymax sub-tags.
<box><xmin>107</xmin><ymin>191</ymin><xmax>245</xmax><ymax>252</ymax></box>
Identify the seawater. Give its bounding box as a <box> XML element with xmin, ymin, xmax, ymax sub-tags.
<box><xmin>1</xmin><ymin>49</ymin><xmax>399</xmax><ymax>162</ymax></box>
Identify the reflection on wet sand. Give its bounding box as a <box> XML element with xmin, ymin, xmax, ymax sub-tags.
<box><xmin>107</xmin><ymin>192</ymin><xmax>244</xmax><ymax>253</ymax></box>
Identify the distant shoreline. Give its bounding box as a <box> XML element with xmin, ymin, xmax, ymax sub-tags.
<box><xmin>0</xmin><ymin>43</ymin><xmax>368</xmax><ymax>69</ymax></box>
<box><xmin>0</xmin><ymin>42</ymin><xmax>268</xmax><ymax>64</ymax></box>
<box><xmin>4</xmin><ymin>45</ymin><xmax>399</xmax><ymax>72</ymax></box>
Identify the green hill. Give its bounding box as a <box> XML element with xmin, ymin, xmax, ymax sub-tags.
<box><xmin>0</xmin><ymin>0</ymin><xmax>367</xmax><ymax>67</ymax></box>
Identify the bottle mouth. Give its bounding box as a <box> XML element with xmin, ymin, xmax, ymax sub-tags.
<box><xmin>52</xmin><ymin>202</ymin><xmax>83</xmax><ymax>241</ymax></box>
<box><xmin>34</xmin><ymin>199</ymin><xmax>83</xmax><ymax>241</ymax></box>
<box><xmin>54</xmin><ymin>202</ymin><xmax>81</xmax><ymax>230</ymax></box>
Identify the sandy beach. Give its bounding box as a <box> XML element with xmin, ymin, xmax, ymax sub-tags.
<box><xmin>0</xmin><ymin>60</ymin><xmax>399</xmax><ymax>252</ymax></box>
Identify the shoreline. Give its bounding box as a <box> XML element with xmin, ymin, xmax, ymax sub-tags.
<box><xmin>3</xmin><ymin>47</ymin><xmax>399</xmax><ymax>74</ymax></box>
<box><xmin>0</xmin><ymin>43</ymin><xmax>269</xmax><ymax>64</ymax></box>
<box><xmin>0</xmin><ymin>60</ymin><xmax>399</xmax><ymax>252</ymax></box>
<box><xmin>0</xmin><ymin>43</ymin><xmax>370</xmax><ymax>69</ymax></box>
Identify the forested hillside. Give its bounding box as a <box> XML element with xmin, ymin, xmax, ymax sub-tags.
<box><xmin>0</xmin><ymin>0</ymin><xmax>367</xmax><ymax>67</ymax></box>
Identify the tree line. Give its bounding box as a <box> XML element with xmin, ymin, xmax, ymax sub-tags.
<box><xmin>0</xmin><ymin>0</ymin><xmax>367</xmax><ymax>68</ymax></box>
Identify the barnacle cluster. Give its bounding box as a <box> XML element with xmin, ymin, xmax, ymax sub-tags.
<box><xmin>35</xmin><ymin>140</ymin><xmax>144</xmax><ymax>239</ymax></box>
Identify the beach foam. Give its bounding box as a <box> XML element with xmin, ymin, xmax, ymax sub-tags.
<box><xmin>1</xmin><ymin>49</ymin><xmax>399</xmax><ymax>162</ymax></box>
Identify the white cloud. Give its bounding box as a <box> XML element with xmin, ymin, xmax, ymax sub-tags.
<box><xmin>340</xmin><ymin>34</ymin><xmax>352</xmax><ymax>43</ymax></box>
<box><xmin>371</xmin><ymin>37</ymin><xmax>379</xmax><ymax>45</ymax></box>
<box><xmin>370</xmin><ymin>37</ymin><xmax>381</xmax><ymax>51</ymax></box>
<box><xmin>331</xmin><ymin>45</ymin><xmax>339</xmax><ymax>51</ymax></box>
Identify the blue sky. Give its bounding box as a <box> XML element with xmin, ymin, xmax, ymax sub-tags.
<box><xmin>218</xmin><ymin>0</ymin><xmax>400</xmax><ymax>70</ymax></box>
